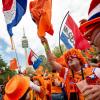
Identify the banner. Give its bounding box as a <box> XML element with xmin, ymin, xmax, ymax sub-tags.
<box><xmin>10</xmin><ymin>58</ymin><xmax>18</xmax><ymax>70</ymax></box>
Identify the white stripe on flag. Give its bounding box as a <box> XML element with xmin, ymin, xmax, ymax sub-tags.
<box><xmin>62</xmin><ymin>24</ymin><xmax>75</xmax><ymax>46</ymax></box>
<box><xmin>88</xmin><ymin>4</ymin><xmax>100</xmax><ymax>20</ymax></box>
<box><xmin>31</xmin><ymin>56</ymin><xmax>36</xmax><ymax>63</ymax></box>
<box><xmin>4</xmin><ymin>0</ymin><xmax>16</xmax><ymax>24</ymax></box>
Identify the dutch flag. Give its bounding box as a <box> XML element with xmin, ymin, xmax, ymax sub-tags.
<box><xmin>2</xmin><ymin>0</ymin><xmax>27</xmax><ymax>37</ymax></box>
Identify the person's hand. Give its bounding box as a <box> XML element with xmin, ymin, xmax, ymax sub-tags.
<box><xmin>40</xmin><ymin>36</ymin><xmax>48</xmax><ymax>45</ymax></box>
<box><xmin>82</xmin><ymin>85</ymin><xmax>100</xmax><ymax>100</ymax></box>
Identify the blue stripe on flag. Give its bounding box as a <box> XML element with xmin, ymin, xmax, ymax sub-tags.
<box><xmin>16</xmin><ymin>0</ymin><xmax>27</xmax><ymax>11</ymax></box>
<box><xmin>60</xmin><ymin>32</ymin><xmax>73</xmax><ymax>49</ymax></box>
<box><xmin>33</xmin><ymin>57</ymin><xmax>43</xmax><ymax>69</ymax></box>
<box><xmin>7</xmin><ymin>0</ymin><xmax>27</xmax><ymax>37</ymax></box>
<box><xmin>88</xmin><ymin>12</ymin><xmax>100</xmax><ymax>20</ymax></box>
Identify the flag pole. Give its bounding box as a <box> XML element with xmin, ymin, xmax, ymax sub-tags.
<box><xmin>10</xmin><ymin>37</ymin><xmax>14</xmax><ymax>50</ymax></box>
<box><xmin>11</xmin><ymin>37</ymin><xmax>21</xmax><ymax>71</ymax></box>
<box><xmin>30</xmin><ymin>48</ymin><xmax>39</xmax><ymax>58</ymax></box>
<box><xmin>59</xmin><ymin>11</ymin><xmax>69</xmax><ymax>54</ymax></box>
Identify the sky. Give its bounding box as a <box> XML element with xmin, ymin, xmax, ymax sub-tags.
<box><xmin>0</xmin><ymin>0</ymin><xmax>91</xmax><ymax>70</ymax></box>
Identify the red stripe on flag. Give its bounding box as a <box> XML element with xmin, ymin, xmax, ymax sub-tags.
<box><xmin>2</xmin><ymin>0</ymin><xmax>13</xmax><ymax>11</ymax></box>
<box><xmin>88</xmin><ymin>0</ymin><xmax>100</xmax><ymax>14</ymax></box>
<box><xmin>28</xmin><ymin>50</ymin><xmax>34</xmax><ymax>65</ymax></box>
<box><xmin>66</xmin><ymin>15</ymin><xmax>90</xmax><ymax>50</ymax></box>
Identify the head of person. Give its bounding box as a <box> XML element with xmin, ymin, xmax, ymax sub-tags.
<box><xmin>79</xmin><ymin>0</ymin><xmax>100</xmax><ymax>50</ymax></box>
<box><xmin>64</xmin><ymin>48</ymin><xmax>86</xmax><ymax>71</ymax></box>
<box><xmin>4</xmin><ymin>75</ymin><xmax>30</xmax><ymax>100</ymax></box>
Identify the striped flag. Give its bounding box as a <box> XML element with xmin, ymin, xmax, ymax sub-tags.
<box><xmin>61</xmin><ymin>14</ymin><xmax>90</xmax><ymax>50</ymax></box>
<box><xmin>2</xmin><ymin>0</ymin><xmax>27</xmax><ymax>37</ymax></box>
<box><xmin>60</xmin><ymin>15</ymin><xmax>74</xmax><ymax>49</ymax></box>
<box><xmin>60</xmin><ymin>32</ymin><xmax>73</xmax><ymax>49</ymax></box>
<box><xmin>28</xmin><ymin>50</ymin><xmax>43</xmax><ymax>70</ymax></box>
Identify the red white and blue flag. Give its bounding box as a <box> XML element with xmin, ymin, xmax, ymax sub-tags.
<box><xmin>2</xmin><ymin>0</ymin><xmax>27</xmax><ymax>37</ymax></box>
<box><xmin>28</xmin><ymin>50</ymin><xmax>43</xmax><ymax>70</ymax></box>
<box><xmin>60</xmin><ymin>14</ymin><xmax>90</xmax><ymax>50</ymax></box>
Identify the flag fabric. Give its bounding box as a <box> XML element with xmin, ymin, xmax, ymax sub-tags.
<box><xmin>60</xmin><ymin>32</ymin><xmax>73</xmax><ymax>49</ymax></box>
<box><xmin>65</xmin><ymin>15</ymin><xmax>90</xmax><ymax>50</ymax></box>
<box><xmin>33</xmin><ymin>57</ymin><xmax>43</xmax><ymax>69</ymax></box>
<box><xmin>2</xmin><ymin>0</ymin><xmax>27</xmax><ymax>37</ymax></box>
<box><xmin>28</xmin><ymin>50</ymin><xmax>42</xmax><ymax>69</ymax></box>
<box><xmin>29</xmin><ymin>0</ymin><xmax>54</xmax><ymax>37</ymax></box>
<box><xmin>28</xmin><ymin>50</ymin><xmax>34</xmax><ymax>65</ymax></box>
<box><xmin>10</xmin><ymin>58</ymin><xmax>18</xmax><ymax>70</ymax></box>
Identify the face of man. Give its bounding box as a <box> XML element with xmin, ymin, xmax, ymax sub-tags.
<box><xmin>90</xmin><ymin>27</ymin><xmax>100</xmax><ymax>51</ymax></box>
<box><xmin>68</xmin><ymin>57</ymin><xmax>81</xmax><ymax>71</ymax></box>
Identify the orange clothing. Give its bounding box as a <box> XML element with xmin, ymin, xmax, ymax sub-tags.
<box><xmin>32</xmin><ymin>76</ymin><xmax>47</xmax><ymax>100</ymax></box>
<box><xmin>51</xmin><ymin>73</ymin><xmax>63</xmax><ymax>94</ymax></box>
<box><xmin>59</xmin><ymin>66</ymin><xmax>94</xmax><ymax>100</ymax></box>
<box><xmin>27</xmin><ymin>89</ymin><xmax>34</xmax><ymax>100</ymax></box>
<box><xmin>44</xmin><ymin>79</ymin><xmax>52</xmax><ymax>100</ymax></box>
<box><xmin>51</xmin><ymin>86</ymin><xmax>62</xmax><ymax>94</ymax></box>
<box><xmin>30</xmin><ymin>0</ymin><xmax>54</xmax><ymax>37</ymax></box>
<box><xmin>33</xmin><ymin>86</ymin><xmax>46</xmax><ymax>100</ymax></box>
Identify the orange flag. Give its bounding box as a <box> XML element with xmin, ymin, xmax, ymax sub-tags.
<box><xmin>10</xmin><ymin>58</ymin><xmax>18</xmax><ymax>70</ymax></box>
<box><xmin>30</xmin><ymin>0</ymin><xmax>54</xmax><ymax>37</ymax></box>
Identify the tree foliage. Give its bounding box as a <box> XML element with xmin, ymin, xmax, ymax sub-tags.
<box><xmin>39</xmin><ymin>55</ymin><xmax>52</xmax><ymax>72</ymax></box>
<box><xmin>0</xmin><ymin>55</ymin><xmax>7</xmax><ymax>69</ymax></box>
<box><xmin>52</xmin><ymin>44</ymin><xmax>66</xmax><ymax>58</ymax></box>
<box><xmin>0</xmin><ymin>55</ymin><xmax>17</xmax><ymax>84</ymax></box>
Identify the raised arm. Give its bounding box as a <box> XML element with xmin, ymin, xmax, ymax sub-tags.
<box><xmin>40</xmin><ymin>37</ymin><xmax>62</xmax><ymax>72</ymax></box>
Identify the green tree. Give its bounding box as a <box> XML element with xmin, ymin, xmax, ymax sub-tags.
<box><xmin>0</xmin><ymin>55</ymin><xmax>17</xmax><ymax>85</ymax></box>
<box><xmin>52</xmin><ymin>44</ymin><xmax>66</xmax><ymax>58</ymax></box>
<box><xmin>0</xmin><ymin>55</ymin><xmax>7</xmax><ymax>69</ymax></box>
<box><xmin>39</xmin><ymin>55</ymin><xmax>52</xmax><ymax>72</ymax></box>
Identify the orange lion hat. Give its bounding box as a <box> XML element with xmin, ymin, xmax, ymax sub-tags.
<box><xmin>64</xmin><ymin>48</ymin><xmax>86</xmax><ymax>65</ymax></box>
<box><xmin>79</xmin><ymin>0</ymin><xmax>100</xmax><ymax>40</ymax></box>
<box><xmin>4</xmin><ymin>75</ymin><xmax>30</xmax><ymax>100</ymax></box>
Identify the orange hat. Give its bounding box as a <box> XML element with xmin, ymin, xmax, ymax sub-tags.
<box><xmin>4</xmin><ymin>75</ymin><xmax>30</xmax><ymax>100</ymax></box>
<box><xmin>64</xmin><ymin>48</ymin><xmax>86</xmax><ymax>65</ymax></box>
<box><xmin>79</xmin><ymin>0</ymin><xmax>100</xmax><ymax>40</ymax></box>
